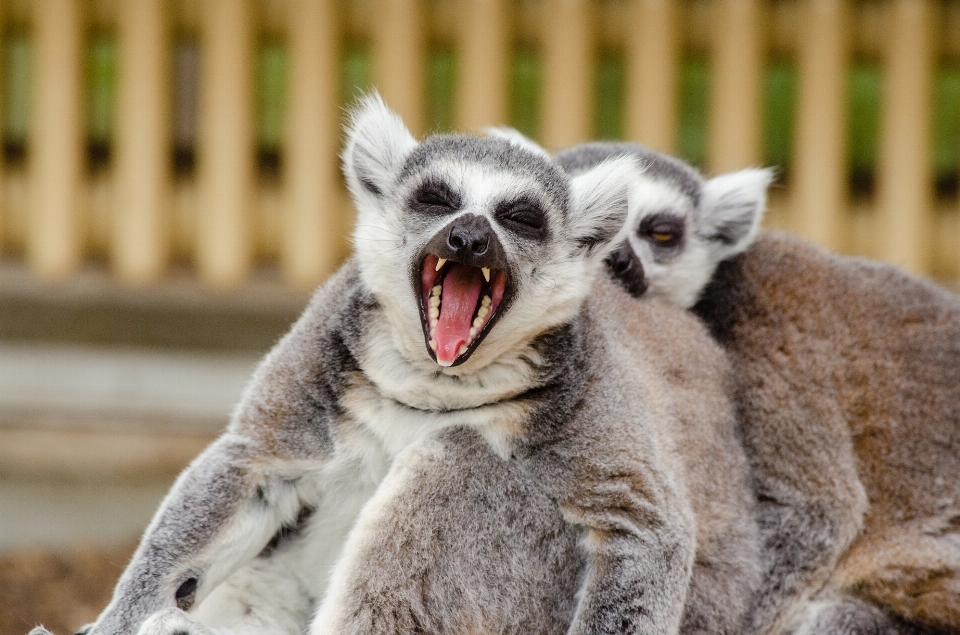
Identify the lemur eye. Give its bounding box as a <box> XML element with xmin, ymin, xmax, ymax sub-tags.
<box><xmin>638</xmin><ymin>212</ymin><xmax>684</xmax><ymax>248</ymax></box>
<box><xmin>411</xmin><ymin>180</ymin><xmax>461</xmax><ymax>215</ymax></box>
<box><xmin>495</xmin><ymin>198</ymin><xmax>547</xmax><ymax>239</ymax></box>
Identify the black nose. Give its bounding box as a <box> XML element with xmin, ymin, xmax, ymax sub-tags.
<box><xmin>607</xmin><ymin>246</ymin><xmax>634</xmax><ymax>275</ymax></box>
<box><xmin>447</xmin><ymin>216</ymin><xmax>491</xmax><ymax>257</ymax></box>
<box><xmin>605</xmin><ymin>241</ymin><xmax>648</xmax><ymax>298</ymax></box>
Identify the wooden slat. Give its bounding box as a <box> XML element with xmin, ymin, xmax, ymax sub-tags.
<box><xmin>707</xmin><ymin>0</ymin><xmax>764</xmax><ymax>173</ymax></box>
<box><xmin>197</xmin><ymin>0</ymin><xmax>255</xmax><ymax>286</ymax></box>
<box><xmin>283</xmin><ymin>0</ymin><xmax>343</xmax><ymax>289</ymax></box>
<box><xmin>456</xmin><ymin>0</ymin><xmax>510</xmax><ymax>131</ymax></box>
<box><xmin>876</xmin><ymin>0</ymin><xmax>935</xmax><ymax>274</ymax></box>
<box><xmin>541</xmin><ymin>0</ymin><xmax>594</xmax><ymax>150</ymax></box>
<box><xmin>373</xmin><ymin>0</ymin><xmax>426</xmax><ymax>135</ymax></box>
<box><xmin>625</xmin><ymin>0</ymin><xmax>680</xmax><ymax>153</ymax></box>
<box><xmin>114</xmin><ymin>0</ymin><xmax>170</xmax><ymax>283</ymax></box>
<box><xmin>791</xmin><ymin>0</ymin><xmax>849</xmax><ymax>252</ymax></box>
<box><xmin>29</xmin><ymin>0</ymin><xmax>84</xmax><ymax>279</ymax></box>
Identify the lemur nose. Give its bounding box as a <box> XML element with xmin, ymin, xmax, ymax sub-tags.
<box><xmin>448</xmin><ymin>223</ymin><xmax>490</xmax><ymax>256</ymax></box>
<box><xmin>608</xmin><ymin>247</ymin><xmax>633</xmax><ymax>275</ymax></box>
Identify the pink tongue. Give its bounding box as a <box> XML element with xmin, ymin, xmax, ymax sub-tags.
<box><xmin>435</xmin><ymin>264</ymin><xmax>483</xmax><ymax>365</ymax></box>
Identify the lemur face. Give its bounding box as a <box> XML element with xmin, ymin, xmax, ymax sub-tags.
<box><xmin>557</xmin><ymin>142</ymin><xmax>773</xmax><ymax>308</ymax></box>
<box><xmin>343</xmin><ymin>96</ymin><xmax>633</xmax><ymax>369</ymax></box>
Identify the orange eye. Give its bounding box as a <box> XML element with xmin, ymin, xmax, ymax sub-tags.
<box><xmin>651</xmin><ymin>232</ymin><xmax>674</xmax><ymax>242</ymax></box>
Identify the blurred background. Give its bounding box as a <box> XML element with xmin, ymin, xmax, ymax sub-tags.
<box><xmin>1</xmin><ymin>0</ymin><xmax>959</xmax><ymax>631</ymax></box>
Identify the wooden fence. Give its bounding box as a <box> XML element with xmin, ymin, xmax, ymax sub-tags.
<box><xmin>0</xmin><ymin>0</ymin><xmax>958</xmax><ymax>290</ymax></box>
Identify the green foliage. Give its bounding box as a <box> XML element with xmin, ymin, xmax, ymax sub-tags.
<box><xmin>677</xmin><ymin>57</ymin><xmax>709</xmax><ymax>167</ymax></box>
<box><xmin>509</xmin><ymin>48</ymin><xmax>541</xmax><ymax>141</ymax></box>
<box><xmin>257</xmin><ymin>39</ymin><xmax>286</xmax><ymax>150</ymax></box>
<box><xmin>595</xmin><ymin>50</ymin><xmax>625</xmax><ymax>140</ymax></box>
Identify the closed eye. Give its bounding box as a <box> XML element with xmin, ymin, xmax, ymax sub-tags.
<box><xmin>495</xmin><ymin>198</ymin><xmax>548</xmax><ymax>239</ymax></box>
<box><xmin>411</xmin><ymin>180</ymin><xmax>461</xmax><ymax>215</ymax></box>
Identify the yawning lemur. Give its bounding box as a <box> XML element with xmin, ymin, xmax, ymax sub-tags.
<box><xmin>47</xmin><ymin>98</ymin><xmax>760</xmax><ymax>635</ymax></box>
<box><xmin>561</xmin><ymin>142</ymin><xmax>960</xmax><ymax>634</ymax></box>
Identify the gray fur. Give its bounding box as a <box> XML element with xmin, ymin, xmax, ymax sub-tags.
<box><xmin>56</xmin><ymin>96</ymin><xmax>758</xmax><ymax>635</ymax></box>
<box><xmin>577</xmin><ymin>141</ymin><xmax>960</xmax><ymax>634</ymax></box>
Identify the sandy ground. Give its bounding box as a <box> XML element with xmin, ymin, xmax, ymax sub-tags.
<box><xmin>0</xmin><ymin>544</ymin><xmax>135</xmax><ymax>635</ymax></box>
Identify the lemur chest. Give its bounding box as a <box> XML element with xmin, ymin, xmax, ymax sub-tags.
<box><xmin>341</xmin><ymin>380</ymin><xmax>534</xmax><ymax>460</ymax></box>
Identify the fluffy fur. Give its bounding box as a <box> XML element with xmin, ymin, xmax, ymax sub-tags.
<box><xmin>50</xmin><ymin>97</ymin><xmax>758</xmax><ymax>635</ymax></box>
<box><xmin>569</xmin><ymin>141</ymin><xmax>960</xmax><ymax>633</ymax></box>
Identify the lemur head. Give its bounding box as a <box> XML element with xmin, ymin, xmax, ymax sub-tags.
<box><xmin>556</xmin><ymin>142</ymin><xmax>773</xmax><ymax>308</ymax></box>
<box><xmin>343</xmin><ymin>95</ymin><xmax>634</xmax><ymax>370</ymax></box>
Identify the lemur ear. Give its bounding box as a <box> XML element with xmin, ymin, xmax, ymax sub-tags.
<box><xmin>484</xmin><ymin>127</ymin><xmax>550</xmax><ymax>159</ymax></box>
<box><xmin>567</xmin><ymin>156</ymin><xmax>638</xmax><ymax>259</ymax></box>
<box><xmin>699</xmin><ymin>168</ymin><xmax>774</xmax><ymax>259</ymax></box>
<box><xmin>342</xmin><ymin>92</ymin><xmax>417</xmax><ymax>206</ymax></box>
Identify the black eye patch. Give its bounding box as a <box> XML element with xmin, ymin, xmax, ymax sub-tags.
<box><xmin>637</xmin><ymin>212</ymin><xmax>685</xmax><ymax>248</ymax></box>
<box><xmin>410</xmin><ymin>179</ymin><xmax>461</xmax><ymax>216</ymax></box>
<box><xmin>494</xmin><ymin>197</ymin><xmax>548</xmax><ymax>240</ymax></box>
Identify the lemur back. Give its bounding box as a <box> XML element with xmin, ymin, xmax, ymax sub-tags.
<box><xmin>565</xmin><ymin>140</ymin><xmax>960</xmax><ymax>634</ymax></box>
<box><xmin>695</xmin><ymin>231</ymin><xmax>960</xmax><ymax>631</ymax></box>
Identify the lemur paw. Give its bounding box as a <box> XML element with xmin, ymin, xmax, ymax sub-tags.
<box><xmin>136</xmin><ymin>608</ymin><xmax>217</xmax><ymax>635</ymax></box>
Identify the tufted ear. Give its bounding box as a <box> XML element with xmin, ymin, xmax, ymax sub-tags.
<box><xmin>342</xmin><ymin>92</ymin><xmax>417</xmax><ymax>209</ymax></box>
<box><xmin>699</xmin><ymin>168</ymin><xmax>774</xmax><ymax>260</ymax></box>
<box><xmin>567</xmin><ymin>155</ymin><xmax>638</xmax><ymax>260</ymax></box>
<box><xmin>484</xmin><ymin>127</ymin><xmax>551</xmax><ymax>159</ymax></box>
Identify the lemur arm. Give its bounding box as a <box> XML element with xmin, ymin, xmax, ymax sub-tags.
<box><xmin>521</xmin><ymin>421</ymin><xmax>697</xmax><ymax>635</ymax></box>
<box><xmin>85</xmin><ymin>280</ymin><xmax>352</xmax><ymax>635</ymax></box>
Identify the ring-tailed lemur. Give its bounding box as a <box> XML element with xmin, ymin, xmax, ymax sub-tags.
<box><xmin>43</xmin><ymin>97</ymin><xmax>760</xmax><ymax>635</ymax></box>
<box><xmin>562</xmin><ymin>141</ymin><xmax>960</xmax><ymax>634</ymax></box>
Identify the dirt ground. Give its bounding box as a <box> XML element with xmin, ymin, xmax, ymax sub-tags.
<box><xmin>0</xmin><ymin>544</ymin><xmax>135</xmax><ymax>635</ymax></box>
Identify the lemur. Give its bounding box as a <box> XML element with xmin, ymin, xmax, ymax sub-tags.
<box><xmin>561</xmin><ymin>141</ymin><xmax>960</xmax><ymax>634</ymax></box>
<box><xmin>41</xmin><ymin>98</ymin><xmax>760</xmax><ymax>635</ymax></box>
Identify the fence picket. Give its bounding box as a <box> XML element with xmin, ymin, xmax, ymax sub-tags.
<box><xmin>284</xmin><ymin>0</ymin><xmax>343</xmax><ymax>289</ymax></box>
<box><xmin>792</xmin><ymin>0</ymin><xmax>849</xmax><ymax>252</ymax></box>
<box><xmin>115</xmin><ymin>0</ymin><xmax>170</xmax><ymax>283</ymax></box>
<box><xmin>456</xmin><ymin>0</ymin><xmax>509</xmax><ymax>132</ymax></box>
<box><xmin>197</xmin><ymin>0</ymin><xmax>255</xmax><ymax>287</ymax></box>
<box><xmin>29</xmin><ymin>0</ymin><xmax>84</xmax><ymax>280</ymax></box>
<box><xmin>708</xmin><ymin>0</ymin><xmax>764</xmax><ymax>173</ymax></box>
<box><xmin>626</xmin><ymin>0</ymin><xmax>680</xmax><ymax>153</ymax></box>
<box><xmin>541</xmin><ymin>0</ymin><xmax>593</xmax><ymax>150</ymax></box>
<box><xmin>373</xmin><ymin>0</ymin><xmax>426</xmax><ymax>135</ymax></box>
<box><xmin>877</xmin><ymin>0</ymin><xmax>935</xmax><ymax>274</ymax></box>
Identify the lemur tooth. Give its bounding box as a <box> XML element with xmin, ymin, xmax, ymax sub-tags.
<box><xmin>477</xmin><ymin>306</ymin><xmax>489</xmax><ymax>319</ymax></box>
<box><xmin>429</xmin><ymin>307</ymin><xmax>440</xmax><ymax>319</ymax></box>
<box><xmin>473</xmin><ymin>316</ymin><xmax>484</xmax><ymax>329</ymax></box>
<box><xmin>430</xmin><ymin>318</ymin><xmax>439</xmax><ymax>328</ymax></box>
<box><xmin>429</xmin><ymin>296</ymin><xmax>440</xmax><ymax>308</ymax></box>
<box><xmin>432</xmin><ymin>285</ymin><xmax>442</xmax><ymax>295</ymax></box>
<box><xmin>469</xmin><ymin>327</ymin><xmax>477</xmax><ymax>337</ymax></box>
<box><xmin>457</xmin><ymin>344</ymin><xmax>468</xmax><ymax>356</ymax></box>
<box><xmin>481</xmin><ymin>295</ymin><xmax>491</xmax><ymax>307</ymax></box>
<box><xmin>429</xmin><ymin>339</ymin><xmax>437</xmax><ymax>351</ymax></box>
<box><xmin>435</xmin><ymin>258</ymin><xmax>447</xmax><ymax>271</ymax></box>
<box><xmin>481</xmin><ymin>267</ymin><xmax>491</xmax><ymax>282</ymax></box>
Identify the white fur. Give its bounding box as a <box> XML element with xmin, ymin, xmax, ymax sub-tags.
<box><xmin>625</xmin><ymin>167</ymin><xmax>773</xmax><ymax>308</ymax></box>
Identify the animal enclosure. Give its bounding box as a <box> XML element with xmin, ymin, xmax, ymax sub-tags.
<box><xmin>0</xmin><ymin>0</ymin><xmax>959</xmax><ymax>289</ymax></box>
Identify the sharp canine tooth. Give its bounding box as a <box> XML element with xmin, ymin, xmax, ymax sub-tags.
<box><xmin>482</xmin><ymin>267</ymin><xmax>490</xmax><ymax>282</ymax></box>
<box><xmin>458</xmin><ymin>344</ymin><xmax>468</xmax><ymax>356</ymax></box>
<box><xmin>435</xmin><ymin>258</ymin><xmax>447</xmax><ymax>271</ymax></box>
<box><xmin>429</xmin><ymin>339</ymin><xmax>437</xmax><ymax>350</ymax></box>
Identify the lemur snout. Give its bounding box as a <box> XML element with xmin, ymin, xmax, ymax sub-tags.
<box><xmin>448</xmin><ymin>221</ymin><xmax>490</xmax><ymax>257</ymax></box>
<box><xmin>605</xmin><ymin>240</ymin><xmax>648</xmax><ymax>298</ymax></box>
<box><xmin>423</xmin><ymin>214</ymin><xmax>509</xmax><ymax>272</ymax></box>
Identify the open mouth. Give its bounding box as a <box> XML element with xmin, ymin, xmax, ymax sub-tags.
<box><xmin>419</xmin><ymin>254</ymin><xmax>508</xmax><ymax>367</ymax></box>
